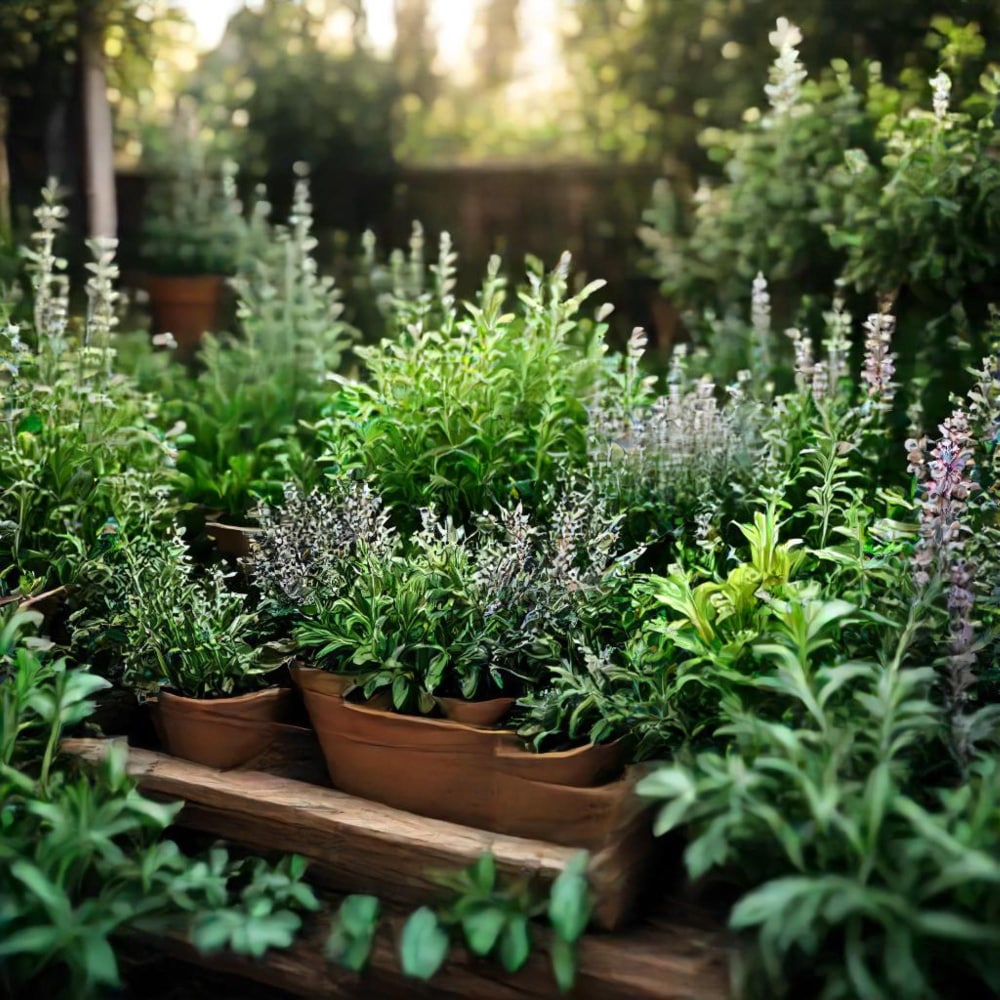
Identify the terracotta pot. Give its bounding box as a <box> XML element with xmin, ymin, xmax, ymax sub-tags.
<box><xmin>145</xmin><ymin>273</ymin><xmax>224</xmax><ymax>360</ymax></box>
<box><xmin>435</xmin><ymin>695</ymin><xmax>516</xmax><ymax>727</ymax></box>
<box><xmin>493</xmin><ymin>738</ymin><xmax>625</xmax><ymax>788</ymax></box>
<box><xmin>156</xmin><ymin>687</ymin><xmax>291</xmax><ymax>769</ymax></box>
<box><xmin>204</xmin><ymin>519</ymin><xmax>260</xmax><ymax>559</ymax></box>
<box><xmin>299</xmin><ymin>689</ymin><xmax>629</xmax><ymax>843</ymax></box>
<box><xmin>301</xmin><ymin>689</ymin><xmax>517</xmax><ymax>828</ymax></box>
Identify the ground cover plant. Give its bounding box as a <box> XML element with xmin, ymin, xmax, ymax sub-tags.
<box><xmin>0</xmin><ymin>610</ymin><xmax>319</xmax><ymax>999</ymax></box>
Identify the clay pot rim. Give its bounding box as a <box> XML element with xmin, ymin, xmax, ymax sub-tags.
<box><xmin>495</xmin><ymin>736</ymin><xmax>624</xmax><ymax>762</ymax></box>
<box><xmin>310</xmin><ymin>687</ymin><xmax>520</xmax><ymax>736</ymax></box>
<box><xmin>143</xmin><ymin>271</ymin><xmax>227</xmax><ymax>283</ymax></box>
<box><xmin>158</xmin><ymin>686</ymin><xmax>289</xmax><ymax>707</ymax></box>
<box><xmin>290</xmin><ymin>664</ymin><xmax>365</xmax><ymax>682</ymax></box>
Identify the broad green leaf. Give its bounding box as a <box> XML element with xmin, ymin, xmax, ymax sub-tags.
<box><xmin>497</xmin><ymin>913</ymin><xmax>531</xmax><ymax>973</ymax></box>
<box><xmin>462</xmin><ymin>905</ymin><xmax>506</xmax><ymax>957</ymax></box>
<box><xmin>399</xmin><ymin>907</ymin><xmax>449</xmax><ymax>980</ymax></box>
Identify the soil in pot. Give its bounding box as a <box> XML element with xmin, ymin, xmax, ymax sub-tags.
<box><xmin>156</xmin><ymin>687</ymin><xmax>292</xmax><ymax>769</ymax></box>
<box><xmin>146</xmin><ymin>273</ymin><xmax>225</xmax><ymax>361</ymax></box>
<box><xmin>435</xmin><ymin>695</ymin><xmax>516</xmax><ymax>727</ymax></box>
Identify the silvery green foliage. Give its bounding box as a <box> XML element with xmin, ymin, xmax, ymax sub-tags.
<box><xmin>250</xmin><ymin>480</ymin><xmax>397</xmax><ymax>610</ymax></box>
<box><xmin>251</xmin><ymin>478</ymin><xmax>639</xmax><ymax>703</ymax></box>
<box><xmin>171</xmin><ymin>165</ymin><xmax>356</xmax><ymax>515</ymax></box>
<box><xmin>231</xmin><ymin>164</ymin><xmax>352</xmax><ymax>387</ymax></box>
<box><xmin>1</xmin><ymin>186</ymin><xmax>174</xmax><ymax>597</ymax></box>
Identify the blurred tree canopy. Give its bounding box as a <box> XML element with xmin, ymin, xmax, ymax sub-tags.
<box><xmin>564</xmin><ymin>0</ymin><xmax>1000</xmax><ymax>168</ymax></box>
<box><xmin>184</xmin><ymin>0</ymin><xmax>397</xmax><ymax>177</ymax></box>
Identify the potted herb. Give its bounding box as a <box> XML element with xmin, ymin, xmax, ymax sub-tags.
<box><xmin>140</xmin><ymin>160</ymin><xmax>243</xmax><ymax>361</ymax></box>
<box><xmin>114</xmin><ymin>530</ymin><xmax>289</xmax><ymax>768</ymax></box>
<box><xmin>249</xmin><ymin>481</ymin><xmax>639</xmax><ymax>830</ymax></box>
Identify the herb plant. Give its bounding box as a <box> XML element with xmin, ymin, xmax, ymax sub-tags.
<box><xmin>0</xmin><ymin>185</ymin><xmax>175</xmax><ymax>601</ymax></box>
<box><xmin>0</xmin><ymin>610</ymin><xmax>318</xmax><ymax>998</ymax></box>
<box><xmin>167</xmin><ymin>167</ymin><xmax>355</xmax><ymax>517</ymax></box>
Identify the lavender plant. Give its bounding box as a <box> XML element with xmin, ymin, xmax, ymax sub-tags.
<box><xmin>580</xmin><ymin>326</ymin><xmax>761</xmax><ymax>548</ymax></box>
<box><xmin>251</xmin><ymin>480</ymin><xmax>639</xmax><ymax>714</ymax></box>
<box><xmin>906</xmin><ymin>345</ymin><xmax>1000</xmax><ymax>767</ymax></box>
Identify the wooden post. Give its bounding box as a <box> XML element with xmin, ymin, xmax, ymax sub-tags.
<box><xmin>78</xmin><ymin>15</ymin><xmax>116</xmax><ymax>239</ymax></box>
<box><xmin>0</xmin><ymin>95</ymin><xmax>10</xmax><ymax>236</ymax></box>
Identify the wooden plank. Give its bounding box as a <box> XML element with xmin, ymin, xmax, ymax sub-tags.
<box><xmin>65</xmin><ymin>739</ymin><xmax>581</xmax><ymax>901</ymax></box>
<box><xmin>122</xmin><ymin>892</ymin><xmax>731</xmax><ymax>1000</ymax></box>
<box><xmin>64</xmin><ymin>738</ymin><xmax>656</xmax><ymax>928</ymax></box>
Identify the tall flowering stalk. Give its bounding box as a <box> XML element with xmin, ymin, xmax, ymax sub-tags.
<box><xmin>931</xmin><ymin>70</ymin><xmax>952</xmax><ymax>122</ymax></box>
<box><xmin>751</xmin><ymin>272</ymin><xmax>772</xmax><ymax>377</ymax></box>
<box><xmin>822</xmin><ymin>298</ymin><xmax>851</xmax><ymax>397</ymax></box>
<box><xmin>908</xmin><ymin>407</ymin><xmax>981</xmax><ymax>765</ymax></box>
<box><xmin>84</xmin><ymin>236</ymin><xmax>120</xmax><ymax>377</ymax></box>
<box><xmin>860</xmin><ymin>311</ymin><xmax>897</xmax><ymax>409</ymax></box>
<box><xmin>765</xmin><ymin>17</ymin><xmax>807</xmax><ymax>117</ymax></box>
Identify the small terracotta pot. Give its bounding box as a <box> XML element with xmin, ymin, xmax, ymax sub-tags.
<box><xmin>146</xmin><ymin>273</ymin><xmax>225</xmax><ymax>360</ymax></box>
<box><xmin>435</xmin><ymin>695</ymin><xmax>516</xmax><ymax>727</ymax></box>
<box><xmin>204</xmin><ymin>519</ymin><xmax>260</xmax><ymax>559</ymax></box>
<box><xmin>156</xmin><ymin>687</ymin><xmax>291</xmax><ymax>769</ymax></box>
<box><xmin>493</xmin><ymin>738</ymin><xmax>625</xmax><ymax>788</ymax></box>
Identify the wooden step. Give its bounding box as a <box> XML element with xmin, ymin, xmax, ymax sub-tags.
<box><xmin>122</xmin><ymin>891</ymin><xmax>731</xmax><ymax>1000</ymax></box>
<box><xmin>64</xmin><ymin>737</ymin><xmax>658</xmax><ymax>930</ymax></box>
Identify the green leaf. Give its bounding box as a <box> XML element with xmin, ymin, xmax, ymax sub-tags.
<box><xmin>399</xmin><ymin>907</ymin><xmax>449</xmax><ymax>980</ymax></box>
<box><xmin>327</xmin><ymin>895</ymin><xmax>381</xmax><ymax>972</ymax></box>
<box><xmin>469</xmin><ymin>853</ymin><xmax>496</xmax><ymax>894</ymax></box>
<box><xmin>549</xmin><ymin>934</ymin><xmax>578</xmax><ymax>993</ymax></box>
<box><xmin>462</xmin><ymin>905</ymin><xmax>507</xmax><ymax>957</ymax></box>
<box><xmin>548</xmin><ymin>852</ymin><xmax>590</xmax><ymax>943</ymax></box>
<box><xmin>82</xmin><ymin>936</ymin><xmax>121</xmax><ymax>986</ymax></box>
<box><xmin>497</xmin><ymin>913</ymin><xmax>531</xmax><ymax>973</ymax></box>
<box><xmin>15</xmin><ymin>412</ymin><xmax>43</xmax><ymax>435</ymax></box>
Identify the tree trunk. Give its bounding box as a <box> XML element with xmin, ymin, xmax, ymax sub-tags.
<box><xmin>0</xmin><ymin>95</ymin><xmax>10</xmax><ymax>236</ymax></box>
<box><xmin>78</xmin><ymin>17</ymin><xmax>116</xmax><ymax>239</ymax></box>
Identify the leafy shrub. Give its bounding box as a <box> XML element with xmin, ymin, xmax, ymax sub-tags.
<box><xmin>321</xmin><ymin>244</ymin><xmax>608</xmax><ymax>528</ymax></box>
<box><xmin>168</xmin><ymin>167</ymin><xmax>354</xmax><ymax>517</ymax></box>
<box><xmin>641</xmin><ymin>17</ymin><xmax>1000</xmax><ymax>408</ymax></box>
